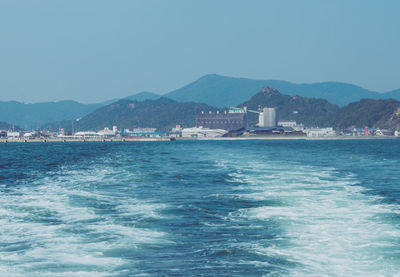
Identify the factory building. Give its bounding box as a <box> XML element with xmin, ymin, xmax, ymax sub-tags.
<box><xmin>306</xmin><ymin>127</ymin><xmax>336</xmax><ymax>137</ymax></box>
<box><xmin>278</xmin><ymin>121</ymin><xmax>305</xmax><ymax>131</ymax></box>
<box><xmin>246</xmin><ymin>126</ymin><xmax>306</xmax><ymax>136</ymax></box>
<box><xmin>181</xmin><ymin>127</ymin><xmax>227</xmax><ymax>138</ymax></box>
<box><xmin>6</xmin><ymin>131</ymin><xmax>20</xmax><ymax>138</ymax></box>
<box><xmin>196</xmin><ymin>108</ymin><xmax>247</xmax><ymax>131</ymax></box>
<box><xmin>247</xmin><ymin>107</ymin><xmax>276</xmax><ymax>127</ymax></box>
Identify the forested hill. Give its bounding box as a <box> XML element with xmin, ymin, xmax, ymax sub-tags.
<box><xmin>239</xmin><ymin>87</ymin><xmax>340</xmax><ymax>127</ymax></box>
<box><xmin>239</xmin><ymin>87</ymin><xmax>400</xmax><ymax>129</ymax></box>
<box><xmin>3</xmin><ymin>75</ymin><xmax>400</xmax><ymax>130</ymax></box>
<box><xmin>334</xmin><ymin>99</ymin><xmax>400</xmax><ymax>130</ymax></box>
<box><xmin>43</xmin><ymin>88</ymin><xmax>400</xmax><ymax>132</ymax></box>
<box><xmin>61</xmin><ymin>98</ymin><xmax>218</xmax><ymax>132</ymax></box>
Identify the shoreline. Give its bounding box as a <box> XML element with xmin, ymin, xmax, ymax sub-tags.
<box><xmin>1</xmin><ymin>136</ymin><xmax>399</xmax><ymax>143</ymax></box>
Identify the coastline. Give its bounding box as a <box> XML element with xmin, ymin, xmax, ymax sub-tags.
<box><xmin>1</xmin><ymin>136</ymin><xmax>399</xmax><ymax>143</ymax></box>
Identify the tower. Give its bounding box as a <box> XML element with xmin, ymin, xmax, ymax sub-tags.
<box><xmin>259</xmin><ymin>108</ymin><xmax>276</xmax><ymax>127</ymax></box>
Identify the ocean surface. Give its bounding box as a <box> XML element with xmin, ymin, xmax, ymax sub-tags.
<box><xmin>0</xmin><ymin>140</ymin><xmax>400</xmax><ymax>276</ymax></box>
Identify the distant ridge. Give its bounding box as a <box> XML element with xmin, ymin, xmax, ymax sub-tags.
<box><xmin>385</xmin><ymin>89</ymin><xmax>400</xmax><ymax>99</ymax></box>
<box><xmin>100</xmin><ymin>91</ymin><xmax>161</xmax><ymax>105</ymax></box>
<box><xmin>164</xmin><ymin>74</ymin><xmax>400</xmax><ymax>107</ymax></box>
<box><xmin>125</xmin><ymin>91</ymin><xmax>160</xmax><ymax>101</ymax></box>
<box><xmin>2</xmin><ymin>74</ymin><xmax>400</xmax><ymax>129</ymax></box>
<box><xmin>0</xmin><ymin>92</ymin><xmax>160</xmax><ymax>130</ymax></box>
<box><xmin>0</xmin><ymin>121</ymin><xmax>22</xmax><ymax>131</ymax></box>
<box><xmin>46</xmin><ymin>97</ymin><xmax>218</xmax><ymax>132</ymax></box>
<box><xmin>0</xmin><ymin>100</ymin><xmax>102</xmax><ymax>130</ymax></box>
<box><xmin>44</xmin><ymin>87</ymin><xmax>400</xmax><ymax>132</ymax></box>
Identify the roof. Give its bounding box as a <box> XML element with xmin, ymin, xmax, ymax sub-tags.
<box><xmin>246</xmin><ymin>126</ymin><xmax>294</xmax><ymax>131</ymax></box>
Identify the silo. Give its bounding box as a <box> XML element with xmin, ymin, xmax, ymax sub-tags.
<box><xmin>259</xmin><ymin>108</ymin><xmax>276</xmax><ymax>127</ymax></box>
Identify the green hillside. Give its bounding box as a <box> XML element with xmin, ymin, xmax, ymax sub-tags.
<box><xmin>3</xmin><ymin>74</ymin><xmax>400</xmax><ymax>129</ymax></box>
<box><xmin>334</xmin><ymin>99</ymin><xmax>400</xmax><ymax>129</ymax></box>
<box><xmin>239</xmin><ymin>87</ymin><xmax>339</xmax><ymax>127</ymax></box>
<box><xmin>71</xmin><ymin>98</ymin><xmax>217</xmax><ymax>131</ymax></box>
<box><xmin>42</xmin><ymin>87</ymin><xmax>400</xmax><ymax>132</ymax></box>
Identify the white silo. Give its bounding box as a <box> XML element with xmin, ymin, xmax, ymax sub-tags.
<box><xmin>259</xmin><ymin>108</ymin><xmax>276</xmax><ymax>127</ymax></box>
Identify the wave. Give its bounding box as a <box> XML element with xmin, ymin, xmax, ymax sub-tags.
<box><xmin>223</xmin><ymin>160</ymin><xmax>400</xmax><ymax>276</ymax></box>
<box><xmin>0</xmin><ymin>159</ymin><xmax>170</xmax><ymax>276</ymax></box>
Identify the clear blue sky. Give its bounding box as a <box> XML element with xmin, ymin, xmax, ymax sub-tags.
<box><xmin>0</xmin><ymin>0</ymin><xmax>399</xmax><ymax>103</ymax></box>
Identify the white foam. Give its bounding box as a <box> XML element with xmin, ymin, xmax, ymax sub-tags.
<box><xmin>224</xmin><ymin>159</ymin><xmax>400</xmax><ymax>276</ymax></box>
<box><xmin>0</xmin><ymin>161</ymin><xmax>169</xmax><ymax>276</ymax></box>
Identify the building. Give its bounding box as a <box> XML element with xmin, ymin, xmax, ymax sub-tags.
<box><xmin>23</xmin><ymin>132</ymin><xmax>35</xmax><ymax>139</ymax></box>
<box><xmin>278</xmin><ymin>120</ymin><xmax>296</xmax><ymax>128</ymax></box>
<box><xmin>196</xmin><ymin>108</ymin><xmax>247</xmax><ymax>131</ymax></box>
<box><xmin>97</xmin><ymin>128</ymin><xmax>116</xmax><ymax>137</ymax></box>
<box><xmin>133</xmin><ymin>128</ymin><xmax>157</xmax><ymax>133</ymax></box>
<box><xmin>306</xmin><ymin>127</ymin><xmax>336</xmax><ymax>137</ymax></box>
<box><xmin>74</xmin><ymin>131</ymin><xmax>100</xmax><ymax>138</ymax></box>
<box><xmin>7</xmin><ymin>131</ymin><xmax>20</xmax><ymax>138</ymax></box>
<box><xmin>248</xmin><ymin>107</ymin><xmax>277</xmax><ymax>127</ymax></box>
<box><xmin>170</xmin><ymin>125</ymin><xmax>182</xmax><ymax>138</ymax></box>
<box><xmin>246</xmin><ymin>126</ymin><xmax>305</xmax><ymax>136</ymax></box>
<box><xmin>259</xmin><ymin>107</ymin><xmax>276</xmax><ymax>127</ymax></box>
<box><xmin>121</xmin><ymin>128</ymin><xmax>165</xmax><ymax>138</ymax></box>
<box><xmin>181</xmin><ymin>127</ymin><xmax>227</xmax><ymax>138</ymax></box>
<box><xmin>278</xmin><ymin>120</ymin><xmax>305</xmax><ymax>131</ymax></box>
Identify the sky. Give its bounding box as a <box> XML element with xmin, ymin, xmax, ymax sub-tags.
<box><xmin>0</xmin><ymin>0</ymin><xmax>399</xmax><ymax>103</ymax></box>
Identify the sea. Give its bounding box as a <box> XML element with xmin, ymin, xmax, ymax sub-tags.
<box><xmin>0</xmin><ymin>139</ymin><xmax>399</xmax><ymax>276</ymax></box>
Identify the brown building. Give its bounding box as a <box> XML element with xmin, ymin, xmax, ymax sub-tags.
<box><xmin>196</xmin><ymin>109</ymin><xmax>247</xmax><ymax>131</ymax></box>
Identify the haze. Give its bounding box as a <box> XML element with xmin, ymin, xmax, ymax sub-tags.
<box><xmin>0</xmin><ymin>0</ymin><xmax>399</xmax><ymax>103</ymax></box>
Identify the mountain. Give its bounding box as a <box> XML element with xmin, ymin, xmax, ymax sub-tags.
<box><xmin>0</xmin><ymin>92</ymin><xmax>161</xmax><ymax>129</ymax></box>
<box><xmin>239</xmin><ymin>87</ymin><xmax>339</xmax><ymax>127</ymax></box>
<box><xmin>334</xmin><ymin>99</ymin><xmax>400</xmax><ymax>129</ymax></box>
<box><xmin>46</xmin><ymin>98</ymin><xmax>218</xmax><ymax>132</ymax></box>
<box><xmin>239</xmin><ymin>87</ymin><xmax>400</xmax><ymax>129</ymax></box>
<box><xmin>0</xmin><ymin>121</ymin><xmax>22</xmax><ymax>131</ymax></box>
<box><xmin>384</xmin><ymin>89</ymin><xmax>400</xmax><ymax>100</ymax></box>
<box><xmin>125</xmin><ymin>91</ymin><xmax>160</xmax><ymax>101</ymax></box>
<box><xmin>100</xmin><ymin>91</ymin><xmax>161</xmax><ymax>105</ymax></box>
<box><xmin>43</xmin><ymin>87</ymin><xmax>400</xmax><ymax>132</ymax></box>
<box><xmin>0</xmin><ymin>100</ymin><xmax>102</xmax><ymax>130</ymax></box>
<box><xmin>164</xmin><ymin>74</ymin><xmax>398</xmax><ymax>107</ymax></box>
<box><xmin>3</xmin><ymin>74</ymin><xmax>400</xmax><ymax>130</ymax></box>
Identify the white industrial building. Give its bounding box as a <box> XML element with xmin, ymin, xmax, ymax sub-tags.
<box><xmin>306</xmin><ymin>127</ymin><xmax>336</xmax><ymax>137</ymax></box>
<box><xmin>97</xmin><ymin>129</ymin><xmax>116</xmax><ymax>137</ymax></box>
<box><xmin>247</xmin><ymin>107</ymin><xmax>276</xmax><ymax>127</ymax></box>
<box><xmin>278</xmin><ymin>120</ymin><xmax>297</xmax><ymax>128</ymax></box>
<box><xmin>7</xmin><ymin>132</ymin><xmax>20</xmax><ymax>138</ymax></box>
<box><xmin>278</xmin><ymin>121</ymin><xmax>305</xmax><ymax>131</ymax></box>
<box><xmin>182</xmin><ymin>127</ymin><xmax>227</xmax><ymax>138</ymax></box>
<box><xmin>74</xmin><ymin>131</ymin><xmax>100</xmax><ymax>138</ymax></box>
<box><xmin>23</xmin><ymin>132</ymin><xmax>34</xmax><ymax>138</ymax></box>
<box><xmin>259</xmin><ymin>108</ymin><xmax>276</xmax><ymax>127</ymax></box>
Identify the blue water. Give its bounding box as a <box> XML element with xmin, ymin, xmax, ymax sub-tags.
<box><xmin>0</xmin><ymin>140</ymin><xmax>400</xmax><ymax>276</ymax></box>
